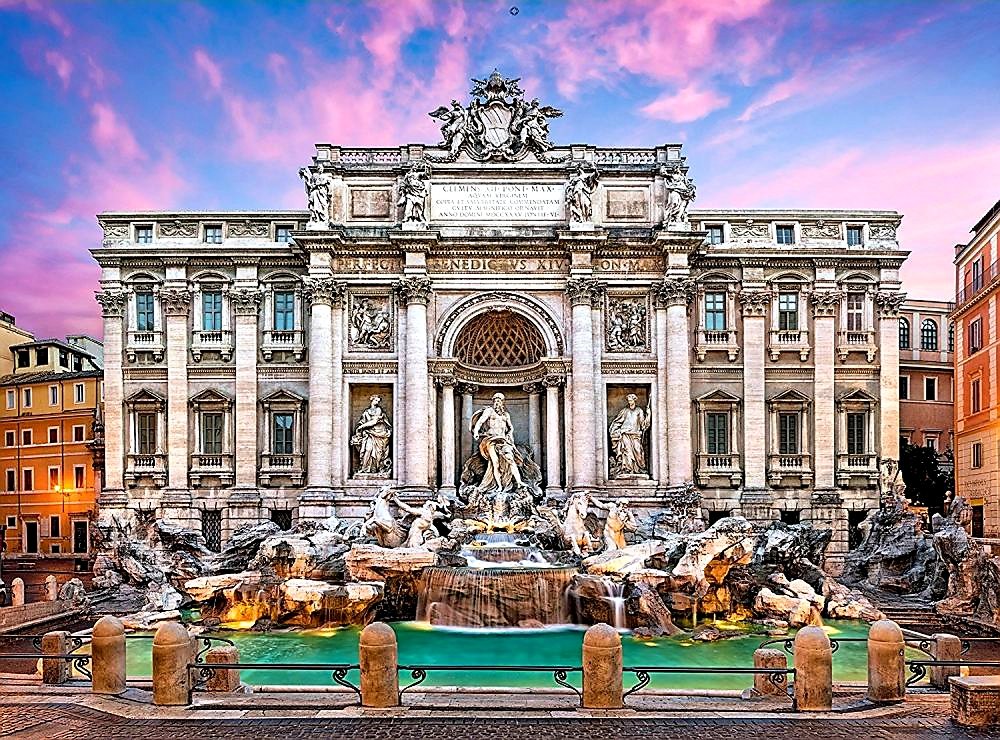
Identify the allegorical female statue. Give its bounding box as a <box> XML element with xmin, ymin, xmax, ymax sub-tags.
<box><xmin>351</xmin><ymin>395</ymin><xmax>392</xmax><ymax>476</ymax></box>
<box><xmin>471</xmin><ymin>392</ymin><xmax>525</xmax><ymax>495</ymax></box>
<box><xmin>299</xmin><ymin>162</ymin><xmax>334</xmax><ymax>225</ymax></box>
<box><xmin>608</xmin><ymin>393</ymin><xmax>651</xmax><ymax>478</ymax></box>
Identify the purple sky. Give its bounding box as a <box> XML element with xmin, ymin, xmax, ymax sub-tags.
<box><xmin>1</xmin><ymin>0</ymin><xmax>997</xmax><ymax>339</ymax></box>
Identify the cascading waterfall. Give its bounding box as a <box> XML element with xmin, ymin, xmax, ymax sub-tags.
<box><xmin>599</xmin><ymin>577</ymin><xmax>627</xmax><ymax>630</ymax></box>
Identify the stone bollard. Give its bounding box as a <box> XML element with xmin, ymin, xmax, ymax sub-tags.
<box><xmin>867</xmin><ymin>619</ymin><xmax>905</xmax><ymax>703</ymax></box>
<box><xmin>930</xmin><ymin>633</ymin><xmax>962</xmax><ymax>690</ymax></box>
<box><xmin>92</xmin><ymin>616</ymin><xmax>126</xmax><ymax>694</ymax></box>
<box><xmin>152</xmin><ymin>622</ymin><xmax>192</xmax><ymax>706</ymax></box>
<box><xmin>794</xmin><ymin>626</ymin><xmax>832</xmax><ymax>711</ymax></box>
<box><xmin>753</xmin><ymin>648</ymin><xmax>788</xmax><ymax>697</ymax></box>
<box><xmin>41</xmin><ymin>631</ymin><xmax>70</xmax><ymax>685</ymax></box>
<box><xmin>582</xmin><ymin>623</ymin><xmax>623</xmax><ymax>709</ymax></box>
<box><xmin>44</xmin><ymin>575</ymin><xmax>58</xmax><ymax>601</ymax></box>
<box><xmin>205</xmin><ymin>646</ymin><xmax>241</xmax><ymax>692</ymax></box>
<box><xmin>359</xmin><ymin>622</ymin><xmax>399</xmax><ymax>707</ymax></box>
<box><xmin>11</xmin><ymin>578</ymin><xmax>24</xmax><ymax>607</ymax></box>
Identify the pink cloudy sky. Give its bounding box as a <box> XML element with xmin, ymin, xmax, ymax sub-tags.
<box><xmin>0</xmin><ymin>0</ymin><xmax>997</xmax><ymax>339</ymax></box>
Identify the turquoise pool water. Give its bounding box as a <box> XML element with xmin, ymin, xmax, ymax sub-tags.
<box><xmin>119</xmin><ymin>619</ymin><xmax>902</xmax><ymax>690</ymax></box>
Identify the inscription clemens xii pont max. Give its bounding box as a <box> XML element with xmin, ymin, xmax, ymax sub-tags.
<box><xmin>431</xmin><ymin>182</ymin><xmax>564</xmax><ymax>222</ymax></box>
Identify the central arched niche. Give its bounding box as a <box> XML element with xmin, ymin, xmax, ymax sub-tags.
<box><xmin>453</xmin><ymin>309</ymin><xmax>546</xmax><ymax>368</ymax></box>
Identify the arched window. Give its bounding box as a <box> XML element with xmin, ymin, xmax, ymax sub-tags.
<box><xmin>921</xmin><ymin>319</ymin><xmax>938</xmax><ymax>350</ymax></box>
<box><xmin>454</xmin><ymin>310</ymin><xmax>546</xmax><ymax>367</ymax></box>
<box><xmin>899</xmin><ymin>317</ymin><xmax>910</xmax><ymax>349</ymax></box>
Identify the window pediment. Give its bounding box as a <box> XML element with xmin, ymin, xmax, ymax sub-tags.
<box><xmin>767</xmin><ymin>388</ymin><xmax>811</xmax><ymax>407</ymax></box>
<box><xmin>126</xmin><ymin>388</ymin><xmax>166</xmax><ymax>409</ymax></box>
<box><xmin>190</xmin><ymin>388</ymin><xmax>232</xmax><ymax>408</ymax></box>
<box><xmin>261</xmin><ymin>389</ymin><xmax>305</xmax><ymax>410</ymax></box>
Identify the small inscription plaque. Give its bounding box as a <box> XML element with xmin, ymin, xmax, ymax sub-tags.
<box><xmin>605</xmin><ymin>189</ymin><xmax>649</xmax><ymax>220</ymax></box>
<box><xmin>431</xmin><ymin>182</ymin><xmax>565</xmax><ymax>222</ymax></box>
<box><xmin>350</xmin><ymin>189</ymin><xmax>392</xmax><ymax>219</ymax></box>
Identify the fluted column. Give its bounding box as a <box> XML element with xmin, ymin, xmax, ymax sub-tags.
<box><xmin>739</xmin><ymin>290</ymin><xmax>770</xmax><ymax>489</ymax></box>
<box><xmin>567</xmin><ymin>278</ymin><xmax>602</xmax><ymax>490</ymax></box>
<box><xmin>876</xmin><ymin>291</ymin><xmax>905</xmax><ymax>461</ymax></box>
<box><xmin>656</xmin><ymin>278</ymin><xmax>695</xmax><ymax>485</ymax></box>
<box><xmin>330</xmin><ymin>291</ymin><xmax>346</xmax><ymax>488</ymax></box>
<box><xmin>395</xmin><ymin>276</ymin><xmax>433</xmax><ymax>491</ymax></box>
<box><xmin>436</xmin><ymin>375</ymin><xmax>458</xmax><ymax>495</ymax></box>
<box><xmin>95</xmin><ymin>291</ymin><xmax>127</xmax><ymax>499</ymax></box>
<box><xmin>542</xmin><ymin>374</ymin><xmax>564</xmax><ymax>496</ymax></box>
<box><xmin>811</xmin><ymin>291</ymin><xmax>842</xmax><ymax>489</ymax></box>
<box><xmin>652</xmin><ymin>290</ymin><xmax>670</xmax><ymax>483</ymax></box>
<box><xmin>304</xmin><ymin>277</ymin><xmax>342</xmax><ymax>493</ymax></box>
<box><xmin>524</xmin><ymin>383</ymin><xmax>543</xmax><ymax>468</ymax></box>
<box><xmin>230</xmin><ymin>289</ymin><xmax>262</xmax><ymax>489</ymax></box>
<box><xmin>459</xmin><ymin>383</ymin><xmax>479</xmax><ymax>465</ymax></box>
<box><xmin>161</xmin><ymin>288</ymin><xmax>191</xmax><ymax>493</ymax></box>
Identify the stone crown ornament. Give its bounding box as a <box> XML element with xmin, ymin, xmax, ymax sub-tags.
<box><xmin>429</xmin><ymin>70</ymin><xmax>563</xmax><ymax>163</ymax></box>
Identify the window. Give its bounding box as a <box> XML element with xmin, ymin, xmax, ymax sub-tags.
<box><xmin>4</xmin><ymin>430</ymin><xmax>14</xmax><ymax>447</ymax></box>
<box><xmin>35</xmin><ymin>347</ymin><xmax>48</xmax><ymax>365</ymax></box>
<box><xmin>72</xmin><ymin>425</ymin><xmax>85</xmax><ymax>442</ymax></box>
<box><xmin>706</xmin><ymin>412</ymin><xmax>729</xmax><ymax>455</ymax></box>
<box><xmin>706</xmin><ymin>225</ymin><xmax>724</xmax><ymax>245</ymax></box>
<box><xmin>202</xmin><ymin>510</ymin><xmax>222</xmax><ymax>552</ymax></box>
<box><xmin>274</xmin><ymin>291</ymin><xmax>295</xmax><ymax>331</ymax></box>
<box><xmin>15</xmin><ymin>350</ymin><xmax>29</xmax><ymax>368</ymax></box>
<box><xmin>201</xmin><ymin>412</ymin><xmax>224</xmax><ymax>454</ymax></box>
<box><xmin>704</xmin><ymin>292</ymin><xmax>726</xmax><ymax>331</ymax></box>
<box><xmin>926</xmin><ymin>436</ymin><xmax>939</xmax><ymax>452</ymax></box>
<box><xmin>5</xmin><ymin>390</ymin><xmax>13</xmax><ymax>409</ymax></box>
<box><xmin>73</xmin><ymin>465</ymin><xmax>84</xmax><ymax>489</ymax></box>
<box><xmin>847</xmin><ymin>413</ymin><xmax>866</xmax><ymax>454</ymax></box>
<box><xmin>921</xmin><ymin>319</ymin><xmax>938</xmax><ymax>350</ymax></box>
<box><xmin>969</xmin><ymin>318</ymin><xmax>983</xmax><ymax>354</ymax></box>
<box><xmin>778</xmin><ymin>413</ymin><xmax>799</xmax><ymax>455</ymax></box>
<box><xmin>948</xmin><ymin>322</ymin><xmax>955</xmax><ymax>352</ymax></box>
<box><xmin>47</xmin><ymin>427</ymin><xmax>58</xmax><ymax>444</ymax></box>
<box><xmin>48</xmin><ymin>467</ymin><xmax>59</xmax><ymax>490</ymax></box>
<box><xmin>846</xmin><ymin>292</ymin><xmax>864</xmax><ymax>331</ymax></box>
<box><xmin>899</xmin><ymin>376</ymin><xmax>909</xmax><ymax>400</ymax></box>
<box><xmin>136</xmin><ymin>225</ymin><xmax>153</xmax><ymax>243</ymax></box>
<box><xmin>137</xmin><ymin>412</ymin><xmax>157</xmax><ymax>454</ymax></box>
<box><xmin>780</xmin><ymin>510</ymin><xmax>801</xmax><ymax>525</ymax></box>
<box><xmin>49</xmin><ymin>385</ymin><xmax>58</xmax><ymax>405</ymax></box>
<box><xmin>22</xmin><ymin>388</ymin><xmax>31</xmax><ymax>408</ymax></box>
<box><xmin>846</xmin><ymin>225</ymin><xmax>863</xmax><ymax>246</ymax></box>
<box><xmin>972</xmin><ymin>441</ymin><xmax>983</xmax><ymax>469</ymax></box>
<box><xmin>136</xmin><ymin>292</ymin><xmax>155</xmax><ymax>331</ymax></box>
<box><xmin>72</xmin><ymin>355</ymin><xmax>82</xmax><ymax>371</ymax></box>
<box><xmin>971</xmin><ymin>379</ymin><xmax>982</xmax><ymax>414</ymax></box>
<box><xmin>778</xmin><ymin>292</ymin><xmax>799</xmax><ymax>330</ymax></box>
<box><xmin>74</xmin><ymin>383</ymin><xmax>84</xmax><ymax>404</ymax></box>
<box><xmin>201</xmin><ymin>291</ymin><xmax>223</xmax><ymax>331</ymax></box>
<box><xmin>4</xmin><ymin>471</ymin><xmax>13</xmax><ymax>492</ymax></box>
<box><xmin>5</xmin><ymin>515</ymin><xmax>14</xmax><ymax>527</ymax></box>
<box><xmin>204</xmin><ymin>225</ymin><xmax>223</xmax><ymax>244</ymax></box>
<box><xmin>925</xmin><ymin>377</ymin><xmax>937</xmax><ymax>401</ymax></box>
<box><xmin>899</xmin><ymin>317</ymin><xmax>910</xmax><ymax>349</ymax></box>
<box><xmin>21</xmin><ymin>429</ymin><xmax>31</xmax><ymax>446</ymax></box>
<box><xmin>271</xmin><ymin>509</ymin><xmax>293</xmax><ymax>531</ymax></box>
<box><xmin>50</xmin><ymin>515</ymin><xmax>60</xmax><ymax>538</ymax></box>
<box><xmin>972</xmin><ymin>257</ymin><xmax>984</xmax><ymax>291</ymax></box>
<box><xmin>775</xmin><ymin>224</ymin><xmax>795</xmax><ymax>244</ymax></box>
<box><xmin>50</xmin><ymin>544</ymin><xmax>61</xmax><ymax>554</ymax></box>
<box><xmin>273</xmin><ymin>413</ymin><xmax>294</xmax><ymax>454</ymax></box>
<box><xmin>275</xmin><ymin>225</ymin><xmax>293</xmax><ymax>243</ymax></box>
<box><xmin>58</xmin><ymin>349</ymin><xmax>68</xmax><ymax>367</ymax></box>
<box><xmin>22</xmin><ymin>469</ymin><xmax>33</xmax><ymax>492</ymax></box>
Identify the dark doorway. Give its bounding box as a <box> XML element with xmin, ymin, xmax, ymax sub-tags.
<box><xmin>848</xmin><ymin>509</ymin><xmax>869</xmax><ymax>550</ymax></box>
<box><xmin>271</xmin><ymin>509</ymin><xmax>293</xmax><ymax>531</ymax></box>
<box><xmin>707</xmin><ymin>510</ymin><xmax>729</xmax><ymax>526</ymax></box>
<box><xmin>72</xmin><ymin>520</ymin><xmax>88</xmax><ymax>554</ymax></box>
<box><xmin>973</xmin><ymin>505</ymin><xmax>985</xmax><ymax>538</ymax></box>
<box><xmin>202</xmin><ymin>510</ymin><xmax>222</xmax><ymax>552</ymax></box>
<box><xmin>24</xmin><ymin>522</ymin><xmax>38</xmax><ymax>554</ymax></box>
<box><xmin>779</xmin><ymin>510</ymin><xmax>801</xmax><ymax>525</ymax></box>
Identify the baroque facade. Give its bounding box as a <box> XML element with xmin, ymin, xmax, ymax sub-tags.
<box><xmin>91</xmin><ymin>73</ymin><xmax>906</xmax><ymax>566</ymax></box>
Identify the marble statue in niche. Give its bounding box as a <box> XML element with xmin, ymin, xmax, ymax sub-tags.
<box><xmin>350</xmin><ymin>296</ymin><xmax>392</xmax><ymax>350</ymax></box>
<box><xmin>350</xmin><ymin>395</ymin><xmax>392</xmax><ymax>477</ymax></box>
<box><xmin>398</xmin><ymin>162</ymin><xmax>431</xmax><ymax>224</ymax></box>
<box><xmin>472</xmin><ymin>393</ymin><xmax>526</xmax><ymax>495</ymax></box>
<box><xmin>299</xmin><ymin>162</ymin><xmax>334</xmax><ymax>225</ymax></box>
<box><xmin>606</xmin><ymin>297</ymin><xmax>647</xmax><ymax>351</ymax></box>
<box><xmin>566</xmin><ymin>162</ymin><xmax>598</xmax><ymax>222</ymax></box>
<box><xmin>608</xmin><ymin>393</ymin><xmax>651</xmax><ymax>478</ymax></box>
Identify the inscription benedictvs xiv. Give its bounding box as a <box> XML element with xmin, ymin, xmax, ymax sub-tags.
<box><xmin>431</xmin><ymin>182</ymin><xmax>565</xmax><ymax>222</ymax></box>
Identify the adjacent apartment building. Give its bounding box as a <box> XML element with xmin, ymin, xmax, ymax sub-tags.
<box><xmin>898</xmin><ymin>298</ymin><xmax>955</xmax><ymax>459</ymax></box>
<box><xmin>953</xmin><ymin>198</ymin><xmax>1000</xmax><ymax>537</ymax></box>
<box><xmin>0</xmin><ymin>337</ymin><xmax>104</xmax><ymax>572</ymax></box>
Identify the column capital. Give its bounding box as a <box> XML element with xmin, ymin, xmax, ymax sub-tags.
<box><xmin>652</xmin><ymin>276</ymin><xmax>695</xmax><ymax>308</ymax></box>
<box><xmin>95</xmin><ymin>290</ymin><xmax>126</xmax><ymax>318</ymax></box>
<box><xmin>303</xmin><ymin>276</ymin><xmax>347</xmax><ymax>307</ymax></box>
<box><xmin>160</xmin><ymin>288</ymin><xmax>192</xmax><ymax>316</ymax></box>
<box><xmin>875</xmin><ymin>290</ymin><xmax>906</xmax><ymax>318</ymax></box>
<box><xmin>457</xmin><ymin>382</ymin><xmax>480</xmax><ymax>395</ymax></box>
<box><xmin>230</xmin><ymin>288</ymin><xmax>263</xmax><ymax>316</ymax></box>
<box><xmin>738</xmin><ymin>289</ymin><xmax>771</xmax><ymax>317</ymax></box>
<box><xmin>393</xmin><ymin>276</ymin><xmax>433</xmax><ymax>305</ymax></box>
<box><xmin>434</xmin><ymin>373</ymin><xmax>458</xmax><ymax>389</ymax></box>
<box><xmin>522</xmin><ymin>382</ymin><xmax>542</xmax><ymax>394</ymax></box>
<box><xmin>565</xmin><ymin>277</ymin><xmax>605</xmax><ymax>307</ymax></box>
<box><xmin>810</xmin><ymin>289</ymin><xmax>843</xmax><ymax>318</ymax></box>
<box><xmin>540</xmin><ymin>373</ymin><xmax>565</xmax><ymax>389</ymax></box>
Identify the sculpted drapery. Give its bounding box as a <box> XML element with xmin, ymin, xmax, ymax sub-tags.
<box><xmin>351</xmin><ymin>395</ymin><xmax>392</xmax><ymax>476</ymax></box>
<box><xmin>609</xmin><ymin>394</ymin><xmax>651</xmax><ymax>478</ymax></box>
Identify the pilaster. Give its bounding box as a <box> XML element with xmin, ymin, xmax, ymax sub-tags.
<box><xmin>230</xmin><ymin>287</ymin><xmax>262</xmax><ymax>489</ymax></box>
<box><xmin>655</xmin><ymin>276</ymin><xmax>695</xmax><ymax>485</ymax></box>
<box><xmin>395</xmin><ymin>275</ymin><xmax>433</xmax><ymax>492</ymax></box>
<box><xmin>95</xmin><ymin>290</ymin><xmax>127</xmax><ymax>502</ymax></box>
<box><xmin>161</xmin><ymin>286</ymin><xmax>191</xmax><ymax>499</ymax></box>
<box><xmin>876</xmin><ymin>291</ymin><xmax>906</xmax><ymax>460</ymax></box>
<box><xmin>739</xmin><ymin>289</ymin><xmax>770</xmax><ymax>490</ymax></box>
<box><xmin>811</xmin><ymin>290</ymin><xmax>842</xmax><ymax>489</ymax></box>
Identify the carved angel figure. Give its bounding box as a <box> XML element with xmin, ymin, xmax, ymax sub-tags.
<box><xmin>566</xmin><ymin>163</ymin><xmax>598</xmax><ymax>223</ymax></box>
<box><xmin>299</xmin><ymin>163</ymin><xmax>334</xmax><ymax>225</ymax></box>
<box><xmin>398</xmin><ymin>162</ymin><xmax>431</xmax><ymax>223</ymax></box>
<box><xmin>511</xmin><ymin>97</ymin><xmax>563</xmax><ymax>153</ymax></box>
<box><xmin>429</xmin><ymin>100</ymin><xmax>469</xmax><ymax>155</ymax></box>
<box><xmin>663</xmin><ymin>169</ymin><xmax>696</xmax><ymax>223</ymax></box>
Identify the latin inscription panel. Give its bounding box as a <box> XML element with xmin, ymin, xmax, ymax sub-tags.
<box><xmin>431</xmin><ymin>182</ymin><xmax>565</xmax><ymax>222</ymax></box>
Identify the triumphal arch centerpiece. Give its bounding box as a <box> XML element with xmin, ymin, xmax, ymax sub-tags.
<box><xmin>93</xmin><ymin>71</ymin><xmax>907</xmax><ymax>568</ymax></box>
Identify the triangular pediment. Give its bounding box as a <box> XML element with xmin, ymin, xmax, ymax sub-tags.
<box><xmin>767</xmin><ymin>388</ymin><xmax>812</xmax><ymax>404</ymax></box>
<box><xmin>126</xmin><ymin>388</ymin><xmax>166</xmax><ymax>405</ymax></box>
<box><xmin>261</xmin><ymin>389</ymin><xmax>305</xmax><ymax>404</ymax></box>
<box><xmin>189</xmin><ymin>388</ymin><xmax>232</xmax><ymax>405</ymax></box>
<box><xmin>696</xmin><ymin>389</ymin><xmax>741</xmax><ymax>404</ymax></box>
<box><xmin>838</xmin><ymin>388</ymin><xmax>878</xmax><ymax>403</ymax></box>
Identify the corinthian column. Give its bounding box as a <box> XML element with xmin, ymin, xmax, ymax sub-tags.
<box><xmin>303</xmin><ymin>276</ymin><xmax>343</xmax><ymax>494</ymax></box>
<box><xmin>395</xmin><ymin>276</ymin><xmax>433</xmax><ymax>491</ymax></box>
<box><xmin>876</xmin><ymin>291</ymin><xmax>906</xmax><ymax>461</ymax></box>
<box><xmin>95</xmin><ymin>291</ymin><xmax>127</xmax><ymax>501</ymax></box>
<box><xmin>541</xmin><ymin>374</ymin><xmax>564</xmax><ymax>496</ymax></box>
<box><xmin>656</xmin><ymin>277</ymin><xmax>695</xmax><ymax>485</ymax></box>
<box><xmin>811</xmin><ymin>290</ymin><xmax>843</xmax><ymax>489</ymax></box>
<box><xmin>436</xmin><ymin>374</ymin><xmax>457</xmax><ymax>496</ymax></box>
<box><xmin>566</xmin><ymin>278</ymin><xmax>602</xmax><ymax>490</ymax></box>
<box><xmin>739</xmin><ymin>290</ymin><xmax>770</xmax><ymax>490</ymax></box>
<box><xmin>230</xmin><ymin>288</ymin><xmax>262</xmax><ymax>489</ymax></box>
<box><xmin>161</xmin><ymin>287</ymin><xmax>191</xmax><ymax>495</ymax></box>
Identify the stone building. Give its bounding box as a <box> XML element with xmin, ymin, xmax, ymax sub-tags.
<box><xmin>898</xmin><ymin>299</ymin><xmax>955</xmax><ymax>458</ymax></box>
<box><xmin>91</xmin><ymin>73</ymin><xmax>906</xmax><ymax>566</ymax></box>
<box><xmin>953</xmin><ymin>198</ymin><xmax>1000</xmax><ymax>538</ymax></box>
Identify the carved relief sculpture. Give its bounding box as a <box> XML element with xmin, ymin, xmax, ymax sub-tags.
<box><xmin>299</xmin><ymin>162</ymin><xmax>334</xmax><ymax>226</ymax></box>
<box><xmin>398</xmin><ymin>162</ymin><xmax>431</xmax><ymax>224</ymax></box>
<box><xmin>729</xmin><ymin>220</ymin><xmax>771</xmax><ymax>242</ymax></box>
<box><xmin>606</xmin><ymin>297</ymin><xmax>647</xmax><ymax>351</ymax></box>
<box><xmin>662</xmin><ymin>167</ymin><xmax>696</xmax><ymax>223</ymax></box>
<box><xmin>608</xmin><ymin>393</ymin><xmax>651</xmax><ymax>478</ymax></box>
<box><xmin>350</xmin><ymin>295</ymin><xmax>392</xmax><ymax>350</ymax></box>
<box><xmin>566</xmin><ymin>162</ymin><xmax>598</xmax><ymax>223</ymax></box>
<box><xmin>350</xmin><ymin>395</ymin><xmax>393</xmax><ymax>477</ymax></box>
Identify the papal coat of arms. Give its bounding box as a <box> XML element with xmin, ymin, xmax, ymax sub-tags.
<box><xmin>429</xmin><ymin>70</ymin><xmax>563</xmax><ymax>162</ymax></box>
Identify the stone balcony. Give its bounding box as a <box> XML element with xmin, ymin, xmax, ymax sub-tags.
<box><xmin>768</xmin><ymin>329</ymin><xmax>811</xmax><ymax>361</ymax></box>
<box><xmin>767</xmin><ymin>453</ymin><xmax>813</xmax><ymax>487</ymax></box>
<box><xmin>191</xmin><ymin>329</ymin><xmax>234</xmax><ymax>362</ymax></box>
<box><xmin>836</xmin><ymin>453</ymin><xmax>879</xmax><ymax>487</ymax></box>
<box><xmin>836</xmin><ymin>330</ymin><xmax>877</xmax><ymax>362</ymax></box>
<box><xmin>695</xmin><ymin>453</ymin><xmax>742</xmax><ymax>487</ymax></box>
<box><xmin>261</xmin><ymin>329</ymin><xmax>306</xmax><ymax>362</ymax></box>
<box><xmin>189</xmin><ymin>453</ymin><xmax>235</xmax><ymax>488</ymax></box>
<box><xmin>694</xmin><ymin>329</ymin><xmax>740</xmax><ymax>362</ymax></box>
<box><xmin>126</xmin><ymin>329</ymin><xmax>164</xmax><ymax>363</ymax></box>
<box><xmin>259</xmin><ymin>453</ymin><xmax>305</xmax><ymax>487</ymax></box>
<box><xmin>124</xmin><ymin>453</ymin><xmax>167</xmax><ymax>488</ymax></box>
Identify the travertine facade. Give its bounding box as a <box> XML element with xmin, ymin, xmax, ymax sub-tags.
<box><xmin>91</xmin><ymin>74</ymin><xmax>907</xmax><ymax>566</ymax></box>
